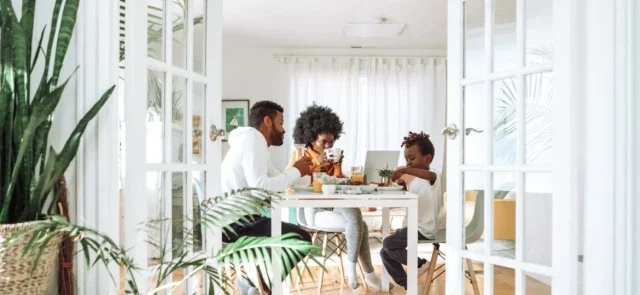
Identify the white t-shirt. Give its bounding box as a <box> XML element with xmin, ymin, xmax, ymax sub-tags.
<box><xmin>401</xmin><ymin>170</ymin><xmax>442</xmax><ymax>239</ymax></box>
<box><xmin>221</xmin><ymin>127</ymin><xmax>301</xmax><ymax>193</ymax></box>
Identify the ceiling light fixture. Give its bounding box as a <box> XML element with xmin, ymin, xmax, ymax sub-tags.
<box><xmin>342</xmin><ymin>17</ymin><xmax>406</xmax><ymax>38</ymax></box>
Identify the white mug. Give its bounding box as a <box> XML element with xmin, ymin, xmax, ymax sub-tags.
<box><xmin>324</xmin><ymin>148</ymin><xmax>342</xmax><ymax>162</ymax></box>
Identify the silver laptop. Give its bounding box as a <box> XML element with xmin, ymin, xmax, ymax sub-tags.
<box><xmin>363</xmin><ymin>150</ymin><xmax>401</xmax><ymax>184</ymax></box>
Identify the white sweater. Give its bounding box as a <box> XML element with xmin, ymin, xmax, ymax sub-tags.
<box><xmin>402</xmin><ymin>171</ymin><xmax>442</xmax><ymax>239</ymax></box>
<box><xmin>221</xmin><ymin>127</ymin><xmax>301</xmax><ymax>193</ymax></box>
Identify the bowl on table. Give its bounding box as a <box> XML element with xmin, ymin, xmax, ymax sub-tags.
<box><xmin>322</xmin><ymin>184</ymin><xmax>337</xmax><ymax>194</ymax></box>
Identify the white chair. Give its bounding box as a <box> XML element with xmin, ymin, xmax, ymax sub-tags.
<box><xmin>295</xmin><ymin>208</ymin><xmax>369</xmax><ymax>293</ymax></box>
<box><xmin>419</xmin><ymin>191</ymin><xmax>484</xmax><ymax>295</ymax></box>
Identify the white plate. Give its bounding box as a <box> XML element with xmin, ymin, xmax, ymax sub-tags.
<box><xmin>291</xmin><ymin>186</ymin><xmax>314</xmax><ymax>192</ymax></box>
<box><xmin>376</xmin><ymin>186</ymin><xmax>403</xmax><ymax>191</ymax></box>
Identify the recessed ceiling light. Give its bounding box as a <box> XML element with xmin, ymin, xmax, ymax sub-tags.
<box><xmin>342</xmin><ymin>18</ymin><xmax>406</xmax><ymax>38</ymax></box>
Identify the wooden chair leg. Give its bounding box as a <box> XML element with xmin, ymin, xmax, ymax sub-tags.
<box><xmin>295</xmin><ymin>231</ymin><xmax>317</xmax><ymax>293</ymax></box>
<box><xmin>317</xmin><ymin>233</ymin><xmax>329</xmax><ymax>294</ymax></box>
<box><xmin>423</xmin><ymin>244</ymin><xmax>440</xmax><ymax>295</ymax></box>
<box><xmin>357</xmin><ymin>261</ymin><xmax>368</xmax><ymax>290</ymax></box>
<box><xmin>465</xmin><ymin>258</ymin><xmax>481</xmax><ymax>295</ymax></box>
<box><xmin>255</xmin><ymin>268</ymin><xmax>265</xmax><ymax>295</ymax></box>
<box><xmin>335</xmin><ymin>234</ymin><xmax>346</xmax><ymax>292</ymax></box>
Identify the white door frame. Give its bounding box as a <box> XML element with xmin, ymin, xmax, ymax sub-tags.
<box><xmin>551</xmin><ymin>0</ymin><xmax>581</xmax><ymax>293</ymax></box>
<box><xmin>74</xmin><ymin>0</ymin><xmax>121</xmax><ymax>293</ymax></box>
<box><xmin>123</xmin><ymin>0</ymin><xmax>223</xmax><ymax>293</ymax></box>
<box><xmin>579</xmin><ymin>0</ymin><xmax>638</xmax><ymax>294</ymax></box>
<box><xmin>124</xmin><ymin>0</ymin><xmax>150</xmax><ymax>291</ymax></box>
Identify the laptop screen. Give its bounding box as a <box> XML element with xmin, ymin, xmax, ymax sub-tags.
<box><xmin>363</xmin><ymin>150</ymin><xmax>400</xmax><ymax>184</ymax></box>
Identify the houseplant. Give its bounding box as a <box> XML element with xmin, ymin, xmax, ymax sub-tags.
<box><xmin>377</xmin><ymin>165</ymin><xmax>394</xmax><ymax>187</ymax></box>
<box><xmin>0</xmin><ymin>0</ymin><xmax>115</xmax><ymax>292</ymax></box>
<box><xmin>14</xmin><ymin>188</ymin><xmax>321</xmax><ymax>294</ymax></box>
<box><xmin>494</xmin><ymin>45</ymin><xmax>554</xmax><ymax>164</ymax></box>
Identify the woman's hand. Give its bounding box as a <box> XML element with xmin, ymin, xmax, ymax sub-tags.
<box><xmin>327</xmin><ymin>150</ymin><xmax>344</xmax><ymax>164</ymax></box>
<box><xmin>317</xmin><ymin>154</ymin><xmax>328</xmax><ymax>163</ymax></box>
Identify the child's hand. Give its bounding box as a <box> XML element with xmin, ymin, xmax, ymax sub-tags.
<box><xmin>396</xmin><ymin>179</ymin><xmax>407</xmax><ymax>190</ymax></box>
<box><xmin>392</xmin><ymin>167</ymin><xmax>406</xmax><ymax>181</ymax></box>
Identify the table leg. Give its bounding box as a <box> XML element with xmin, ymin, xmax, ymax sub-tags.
<box><xmin>272</xmin><ymin>205</ymin><xmax>282</xmax><ymax>294</ymax></box>
<box><xmin>381</xmin><ymin>207</ymin><xmax>390</xmax><ymax>291</ymax></box>
<box><xmin>407</xmin><ymin>203</ymin><xmax>419</xmax><ymax>294</ymax></box>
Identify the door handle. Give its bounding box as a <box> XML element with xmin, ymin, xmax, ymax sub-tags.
<box><xmin>209</xmin><ymin>124</ymin><xmax>226</xmax><ymax>141</ymax></box>
<box><xmin>441</xmin><ymin>123</ymin><xmax>459</xmax><ymax>140</ymax></box>
<box><xmin>465</xmin><ymin>128</ymin><xmax>484</xmax><ymax>136</ymax></box>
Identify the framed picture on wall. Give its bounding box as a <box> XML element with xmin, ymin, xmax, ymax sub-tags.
<box><xmin>222</xmin><ymin>99</ymin><xmax>250</xmax><ymax>141</ymax></box>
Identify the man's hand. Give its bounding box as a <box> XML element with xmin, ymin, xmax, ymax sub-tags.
<box><xmin>293</xmin><ymin>157</ymin><xmax>313</xmax><ymax>176</ymax></box>
<box><xmin>391</xmin><ymin>167</ymin><xmax>406</xmax><ymax>181</ymax></box>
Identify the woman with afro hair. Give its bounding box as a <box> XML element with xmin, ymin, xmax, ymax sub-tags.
<box><xmin>286</xmin><ymin>104</ymin><xmax>386</xmax><ymax>290</ymax></box>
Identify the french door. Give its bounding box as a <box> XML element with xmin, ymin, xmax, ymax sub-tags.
<box><xmin>123</xmin><ymin>0</ymin><xmax>223</xmax><ymax>293</ymax></box>
<box><xmin>445</xmin><ymin>0</ymin><xmax>562</xmax><ymax>294</ymax></box>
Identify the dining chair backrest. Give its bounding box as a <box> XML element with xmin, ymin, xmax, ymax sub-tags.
<box><xmin>296</xmin><ymin>207</ymin><xmax>309</xmax><ymax>227</ymax></box>
<box><xmin>464</xmin><ymin>190</ymin><xmax>485</xmax><ymax>244</ymax></box>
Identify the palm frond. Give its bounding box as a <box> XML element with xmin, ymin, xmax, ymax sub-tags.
<box><xmin>5</xmin><ymin>186</ymin><xmax>321</xmax><ymax>294</ymax></box>
<box><xmin>3</xmin><ymin>215</ymin><xmax>137</xmax><ymax>281</ymax></box>
<box><xmin>492</xmin><ymin>45</ymin><xmax>554</xmax><ymax>163</ymax></box>
<box><xmin>199</xmin><ymin>188</ymin><xmax>280</xmax><ymax>239</ymax></box>
<box><xmin>213</xmin><ymin>234</ymin><xmax>322</xmax><ymax>291</ymax></box>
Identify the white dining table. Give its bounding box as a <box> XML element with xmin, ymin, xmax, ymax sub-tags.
<box><xmin>270</xmin><ymin>190</ymin><xmax>420</xmax><ymax>294</ymax></box>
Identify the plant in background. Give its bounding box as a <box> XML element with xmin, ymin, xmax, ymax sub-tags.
<box><xmin>493</xmin><ymin>45</ymin><xmax>554</xmax><ymax>164</ymax></box>
<box><xmin>12</xmin><ymin>189</ymin><xmax>322</xmax><ymax>294</ymax></box>
<box><xmin>119</xmin><ymin>0</ymin><xmax>204</xmax><ymax>122</ymax></box>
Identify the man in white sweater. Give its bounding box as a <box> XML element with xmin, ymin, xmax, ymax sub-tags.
<box><xmin>221</xmin><ymin>101</ymin><xmax>313</xmax><ymax>294</ymax></box>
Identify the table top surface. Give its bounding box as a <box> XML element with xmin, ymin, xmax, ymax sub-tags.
<box><xmin>280</xmin><ymin>190</ymin><xmax>418</xmax><ymax>200</ymax></box>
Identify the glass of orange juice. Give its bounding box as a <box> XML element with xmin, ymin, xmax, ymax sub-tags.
<box><xmin>350</xmin><ymin>166</ymin><xmax>364</xmax><ymax>184</ymax></box>
<box><xmin>312</xmin><ymin>172</ymin><xmax>324</xmax><ymax>192</ymax></box>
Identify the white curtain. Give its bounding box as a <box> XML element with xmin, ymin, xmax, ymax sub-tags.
<box><xmin>366</xmin><ymin>57</ymin><xmax>447</xmax><ymax>172</ymax></box>
<box><xmin>283</xmin><ymin>57</ymin><xmax>363</xmax><ymax>170</ymax></box>
<box><xmin>281</xmin><ymin>56</ymin><xmax>447</xmax><ymax>174</ymax></box>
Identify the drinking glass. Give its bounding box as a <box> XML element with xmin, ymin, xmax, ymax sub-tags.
<box><xmin>312</xmin><ymin>172</ymin><xmax>324</xmax><ymax>192</ymax></box>
<box><xmin>350</xmin><ymin>166</ymin><xmax>364</xmax><ymax>184</ymax></box>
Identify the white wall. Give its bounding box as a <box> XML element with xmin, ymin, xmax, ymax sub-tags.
<box><xmin>222</xmin><ymin>44</ymin><xmax>289</xmax><ymax>167</ymax></box>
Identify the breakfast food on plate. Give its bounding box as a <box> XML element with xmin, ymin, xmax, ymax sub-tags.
<box><xmin>362</xmin><ymin>207</ymin><xmax>377</xmax><ymax>212</ymax></box>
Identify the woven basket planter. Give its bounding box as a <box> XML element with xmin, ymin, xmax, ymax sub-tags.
<box><xmin>0</xmin><ymin>221</ymin><xmax>62</xmax><ymax>294</ymax></box>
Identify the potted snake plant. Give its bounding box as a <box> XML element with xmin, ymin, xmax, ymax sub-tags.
<box><xmin>0</xmin><ymin>0</ymin><xmax>114</xmax><ymax>292</ymax></box>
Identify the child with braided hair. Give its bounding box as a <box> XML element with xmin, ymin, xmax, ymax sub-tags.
<box><xmin>380</xmin><ymin>131</ymin><xmax>442</xmax><ymax>292</ymax></box>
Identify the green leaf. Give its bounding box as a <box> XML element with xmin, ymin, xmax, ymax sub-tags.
<box><xmin>30</xmin><ymin>26</ymin><xmax>46</xmax><ymax>72</ymax></box>
<box><xmin>51</xmin><ymin>0</ymin><xmax>79</xmax><ymax>85</ymax></box>
<box><xmin>0</xmin><ymin>71</ymin><xmax>75</xmax><ymax>223</ymax></box>
<box><xmin>32</xmin><ymin>85</ymin><xmax>115</xmax><ymax>208</ymax></box>
<box><xmin>43</xmin><ymin>0</ymin><xmax>63</xmax><ymax>82</ymax></box>
<box><xmin>21</xmin><ymin>0</ymin><xmax>37</xmax><ymax>70</ymax></box>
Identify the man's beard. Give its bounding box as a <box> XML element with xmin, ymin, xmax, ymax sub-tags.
<box><xmin>270</xmin><ymin>129</ymin><xmax>285</xmax><ymax>146</ymax></box>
